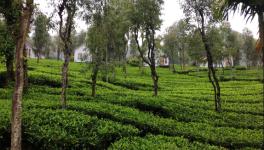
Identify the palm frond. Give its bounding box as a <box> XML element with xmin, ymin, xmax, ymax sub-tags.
<box><xmin>219</xmin><ymin>0</ymin><xmax>264</xmax><ymax>21</ymax></box>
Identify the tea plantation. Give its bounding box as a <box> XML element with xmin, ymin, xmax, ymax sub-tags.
<box><xmin>0</xmin><ymin>59</ymin><xmax>263</xmax><ymax>149</ymax></box>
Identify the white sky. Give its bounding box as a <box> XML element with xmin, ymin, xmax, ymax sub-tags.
<box><xmin>35</xmin><ymin>0</ymin><xmax>259</xmax><ymax>38</ymax></box>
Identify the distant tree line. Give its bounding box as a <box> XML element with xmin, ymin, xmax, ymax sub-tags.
<box><xmin>162</xmin><ymin>20</ymin><xmax>260</xmax><ymax>70</ymax></box>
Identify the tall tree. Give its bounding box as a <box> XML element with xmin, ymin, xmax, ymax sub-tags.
<box><xmin>219</xmin><ymin>22</ymin><xmax>241</xmax><ymax>67</ymax></box>
<box><xmin>175</xmin><ymin>19</ymin><xmax>191</xmax><ymax>70</ymax></box>
<box><xmin>0</xmin><ymin>20</ymin><xmax>15</xmax><ymax>85</ymax></box>
<box><xmin>0</xmin><ymin>1</ymin><xmax>19</xmax><ymax>84</ymax></box>
<box><xmin>5</xmin><ymin>0</ymin><xmax>34</xmax><ymax>149</ymax></box>
<box><xmin>86</xmin><ymin>0</ymin><xmax>132</xmax><ymax>96</ymax></box>
<box><xmin>163</xmin><ymin>24</ymin><xmax>178</xmax><ymax>72</ymax></box>
<box><xmin>242</xmin><ymin>28</ymin><xmax>259</xmax><ymax>67</ymax></box>
<box><xmin>94</xmin><ymin>0</ymin><xmax>132</xmax><ymax>82</ymax></box>
<box><xmin>163</xmin><ymin>20</ymin><xmax>191</xmax><ymax>71</ymax></box>
<box><xmin>182</xmin><ymin>0</ymin><xmax>222</xmax><ymax>112</ymax></box>
<box><xmin>87</xmin><ymin>5</ymin><xmax>106</xmax><ymax>96</ymax></box>
<box><xmin>54</xmin><ymin>34</ymin><xmax>63</xmax><ymax>60</ymax></box>
<box><xmin>57</xmin><ymin>0</ymin><xmax>78</xmax><ymax>109</ymax></box>
<box><xmin>187</xmin><ymin>29</ymin><xmax>206</xmax><ymax>66</ymax></box>
<box><xmin>130</xmin><ymin>0</ymin><xmax>164</xmax><ymax>96</ymax></box>
<box><xmin>33</xmin><ymin>13</ymin><xmax>49</xmax><ymax>63</ymax></box>
<box><xmin>207</xmin><ymin>26</ymin><xmax>225</xmax><ymax>68</ymax></box>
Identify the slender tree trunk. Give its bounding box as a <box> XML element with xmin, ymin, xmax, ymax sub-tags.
<box><xmin>171</xmin><ymin>59</ymin><xmax>176</xmax><ymax>73</ymax></box>
<box><xmin>207</xmin><ymin>50</ymin><xmax>221</xmax><ymax>112</ymax></box>
<box><xmin>58</xmin><ymin>0</ymin><xmax>77</xmax><ymax>109</ymax></box>
<box><xmin>182</xmin><ymin>48</ymin><xmax>185</xmax><ymax>70</ymax></box>
<box><xmin>150</xmin><ymin>65</ymin><xmax>158</xmax><ymax>96</ymax></box>
<box><xmin>258</xmin><ymin>12</ymin><xmax>264</xmax><ymax>101</ymax></box>
<box><xmin>170</xmin><ymin>49</ymin><xmax>176</xmax><ymax>73</ymax></box>
<box><xmin>123</xmin><ymin>40</ymin><xmax>128</xmax><ymax>78</ymax></box>
<box><xmin>180</xmin><ymin>49</ymin><xmax>183</xmax><ymax>70</ymax></box>
<box><xmin>172</xmin><ymin>64</ymin><xmax>176</xmax><ymax>73</ymax></box>
<box><xmin>202</xmin><ymin>36</ymin><xmax>221</xmax><ymax>112</ymax></box>
<box><xmin>11</xmin><ymin>0</ymin><xmax>33</xmax><ymax>149</ymax></box>
<box><xmin>199</xmin><ymin>11</ymin><xmax>221</xmax><ymax>112</ymax></box>
<box><xmin>133</xmin><ymin>27</ymin><xmax>159</xmax><ymax>96</ymax></box>
<box><xmin>220</xmin><ymin>60</ymin><xmax>224</xmax><ymax>75</ymax></box>
<box><xmin>91</xmin><ymin>64</ymin><xmax>99</xmax><ymax>97</ymax></box>
<box><xmin>5</xmin><ymin>54</ymin><xmax>15</xmax><ymax>83</ymax></box>
<box><xmin>140</xmin><ymin>59</ymin><xmax>145</xmax><ymax>75</ymax></box>
<box><xmin>105</xmin><ymin>47</ymin><xmax>109</xmax><ymax>82</ymax></box>
<box><xmin>23</xmin><ymin>0</ymin><xmax>33</xmax><ymax>92</ymax></box>
<box><xmin>149</xmin><ymin>28</ymin><xmax>158</xmax><ymax>96</ymax></box>
<box><xmin>57</xmin><ymin>49</ymin><xmax>61</xmax><ymax>60</ymax></box>
<box><xmin>123</xmin><ymin>61</ymin><xmax>127</xmax><ymax>78</ymax></box>
<box><xmin>61</xmin><ymin>52</ymin><xmax>70</xmax><ymax>109</ymax></box>
<box><xmin>37</xmin><ymin>51</ymin><xmax>40</xmax><ymax>63</ymax></box>
<box><xmin>23</xmin><ymin>46</ymin><xmax>28</xmax><ymax>90</ymax></box>
<box><xmin>258</xmin><ymin>12</ymin><xmax>264</xmax><ymax>66</ymax></box>
<box><xmin>112</xmin><ymin>68</ymin><xmax>116</xmax><ymax>80</ymax></box>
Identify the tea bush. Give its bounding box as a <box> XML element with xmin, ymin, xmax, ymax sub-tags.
<box><xmin>0</xmin><ymin>59</ymin><xmax>262</xmax><ymax>149</ymax></box>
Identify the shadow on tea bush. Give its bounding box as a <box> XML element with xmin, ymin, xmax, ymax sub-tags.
<box><xmin>29</xmin><ymin>74</ymin><xmax>62</xmax><ymax>88</ymax></box>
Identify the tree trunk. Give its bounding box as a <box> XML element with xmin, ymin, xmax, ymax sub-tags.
<box><xmin>202</xmin><ymin>36</ymin><xmax>221</xmax><ymax>112</ymax></box>
<box><xmin>220</xmin><ymin>60</ymin><xmax>224</xmax><ymax>76</ymax></box>
<box><xmin>58</xmin><ymin>0</ymin><xmax>77</xmax><ymax>109</ymax></box>
<box><xmin>199</xmin><ymin>11</ymin><xmax>221</xmax><ymax>112</ymax></box>
<box><xmin>133</xmin><ymin>27</ymin><xmax>158</xmax><ymax>96</ymax></box>
<box><xmin>140</xmin><ymin>59</ymin><xmax>145</xmax><ymax>75</ymax></box>
<box><xmin>11</xmin><ymin>0</ymin><xmax>33</xmax><ymax>149</ymax></box>
<box><xmin>182</xmin><ymin>48</ymin><xmax>185</xmax><ymax>70</ymax></box>
<box><xmin>61</xmin><ymin>52</ymin><xmax>70</xmax><ymax>109</ymax></box>
<box><xmin>37</xmin><ymin>51</ymin><xmax>40</xmax><ymax>63</ymax></box>
<box><xmin>258</xmin><ymin>12</ymin><xmax>264</xmax><ymax>66</ymax></box>
<box><xmin>122</xmin><ymin>62</ymin><xmax>127</xmax><ymax>78</ymax></box>
<box><xmin>23</xmin><ymin>0</ymin><xmax>33</xmax><ymax>92</ymax></box>
<box><xmin>172</xmin><ymin>64</ymin><xmax>176</xmax><ymax>73</ymax></box>
<box><xmin>91</xmin><ymin>64</ymin><xmax>99</xmax><ymax>97</ymax></box>
<box><xmin>149</xmin><ymin>28</ymin><xmax>158</xmax><ymax>96</ymax></box>
<box><xmin>172</xmin><ymin>59</ymin><xmax>176</xmax><ymax>73</ymax></box>
<box><xmin>123</xmin><ymin>41</ymin><xmax>128</xmax><ymax>78</ymax></box>
<box><xmin>180</xmin><ymin>49</ymin><xmax>183</xmax><ymax>70</ymax></box>
<box><xmin>57</xmin><ymin>49</ymin><xmax>61</xmax><ymax>60</ymax></box>
<box><xmin>170</xmin><ymin>49</ymin><xmax>176</xmax><ymax>73</ymax></box>
<box><xmin>23</xmin><ymin>46</ymin><xmax>28</xmax><ymax>90</ymax></box>
<box><xmin>5</xmin><ymin>54</ymin><xmax>15</xmax><ymax>83</ymax></box>
<box><xmin>150</xmin><ymin>65</ymin><xmax>158</xmax><ymax>96</ymax></box>
<box><xmin>105</xmin><ymin>47</ymin><xmax>109</xmax><ymax>82</ymax></box>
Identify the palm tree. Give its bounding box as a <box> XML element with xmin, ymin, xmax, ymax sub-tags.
<box><xmin>219</xmin><ymin>0</ymin><xmax>264</xmax><ymax>64</ymax></box>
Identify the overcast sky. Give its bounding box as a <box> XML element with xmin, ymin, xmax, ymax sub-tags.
<box><xmin>35</xmin><ymin>0</ymin><xmax>258</xmax><ymax>38</ymax></box>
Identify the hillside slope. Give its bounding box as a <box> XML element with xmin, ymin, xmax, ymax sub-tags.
<box><xmin>0</xmin><ymin>59</ymin><xmax>263</xmax><ymax>149</ymax></box>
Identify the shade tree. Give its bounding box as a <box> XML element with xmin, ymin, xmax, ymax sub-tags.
<box><xmin>32</xmin><ymin>13</ymin><xmax>50</xmax><ymax>63</ymax></box>
<box><xmin>129</xmin><ymin>0</ymin><xmax>164</xmax><ymax>96</ymax></box>
<box><xmin>181</xmin><ymin>0</ymin><xmax>222</xmax><ymax>112</ymax></box>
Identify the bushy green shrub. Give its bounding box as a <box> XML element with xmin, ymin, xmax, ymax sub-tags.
<box><xmin>0</xmin><ymin>102</ymin><xmax>11</xmax><ymax>147</ymax></box>
<box><xmin>22</xmin><ymin>108</ymin><xmax>139</xmax><ymax>149</ymax></box>
<box><xmin>0</xmin><ymin>59</ymin><xmax>262</xmax><ymax>149</ymax></box>
<box><xmin>28</xmin><ymin>72</ymin><xmax>61</xmax><ymax>87</ymax></box>
<box><xmin>108</xmin><ymin>78</ymin><xmax>153</xmax><ymax>91</ymax></box>
<box><xmin>127</xmin><ymin>57</ymin><xmax>140</xmax><ymax>67</ymax></box>
<box><xmin>109</xmin><ymin>135</ymin><xmax>225</xmax><ymax>150</ymax></box>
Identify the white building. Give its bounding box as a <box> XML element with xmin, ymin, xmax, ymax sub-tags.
<box><xmin>142</xmin><ymin>52</ymin><xmax>170</xmax><ymax>67</ymax></box>
<box><xmin>159</xmin><ymin>55</ymin><xmax>170</xmax><ymax>67</ymax></box>
<box><xmin>74</xmin><ymin>45</ymin><xmax>92</xmax><ymax>62</ymax></box>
